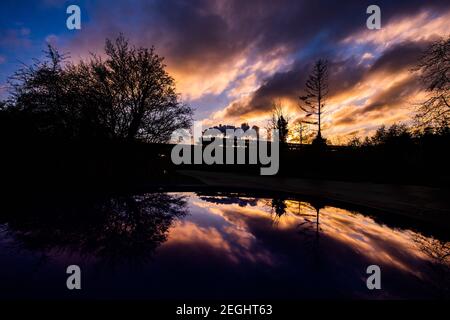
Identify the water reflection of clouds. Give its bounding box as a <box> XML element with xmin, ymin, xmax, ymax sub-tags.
<box><xmin>1</xmin><ymin>192</ymin><xmax>448</xmax><ymax>298</ymax></box>
<box><xmin>180</xmin><ymin>194</ymin><xmax>449</xmax><ymax>293</ymax></box>
<box><xmin>166</xmin><ymin>216</ymin><xmax>275</xmax><ymax>266</ymax></box>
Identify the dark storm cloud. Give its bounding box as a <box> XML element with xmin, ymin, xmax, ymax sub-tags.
<box><xmin>224</xmin><ymin>37</ymin><xmax>432</xmax><ymax>118</ymax></box>
<box><xmin>361</xmin><ymin>76</ymin><xmax>421</xmax><ymax>113</ymax></box>
<box><xmin>223</xmin><ymin>56</ymin><xmax>368</xmax><ymax>117</ymax></box>
<box><xmin>369</xmin><ymin>40</ymin><xmax>432</xmax><ymax>74</ymax></box>
<box><xmin>68</xmin><ymin>0</ymin><xmax>449</xmax><ymax>73</ymax></box>
<box><xmin>334</xmin><ymin>113</ymin><xmax>357</xmax><ymax>126</ymax></box>
<box><xmin>141</xmin><ymin>0</ymin><xmax>238</xmax><ymax>68</ymax></box>
<box><xmin>334</xmin><ymin>76</ymin><xmax>421</xmax><ymax>126</ymax></box>
<box><xmin>331</xmin><ymin>41</ymin><xmax>432</xmax><ymax>126</ymax></box>
<box><xmin>162</xmin><ymin>0</ymin><xmax>447</xmax><ymax>71</ymax></box>
<box><xmin>225</xmin><ymin>63</ymin><xmax>311</xmax><ymax>117</ymax></box>
<box><xmin>223</xmin><ymin>56</ymin><xmax>369</xmax><ymax>117</ymax></box>
<box><xmin>52</xmin><ymin>0</ymin><xmax>450</xmax><ymax>129</ymax></box>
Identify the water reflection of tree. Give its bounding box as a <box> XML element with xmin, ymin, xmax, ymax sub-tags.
<box><xmin>0</xmin><ymin>193</ymin><xmax>187</xmax><ymax>266</ymax></box>
<box><xmin>196</xmin><ymin>192</ymin><xmax>258</xmax><ymax>207</ymax></box>
<box><xmin>268</xmin><ymin>197</ymin><xmax>287</xmax><ymax>225</ymax></box>
<box><xmin>294</xmin><ymin>200</ymin><xmax>325</xmax><ymax>239</ymax></box>
<box><xmin>291</xmin><ymin>200</ymin><xmax>326</xmax><ymax>268</ymax></box>
<box><xmin>412</xmin><ymin>234</ymin><xmax>450</xmax><ymax>298</ymax></box>
<box><xmin>261</xmin><ymin>197</ymin><xmax>324</xmax><ymax>235</ymax></box>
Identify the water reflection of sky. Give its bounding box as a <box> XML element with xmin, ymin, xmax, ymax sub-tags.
<box><xmin>0</xmin><ymin>192</ymin><xmax>448</xmax><ymax>299</ymax></box>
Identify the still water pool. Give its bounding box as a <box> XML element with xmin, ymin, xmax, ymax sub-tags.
<box><xmin>0</xmin><ymin>192</ymin><xmax>448</xmax><ymax>299</ymax></box>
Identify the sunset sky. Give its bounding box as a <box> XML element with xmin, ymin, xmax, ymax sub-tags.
<box><xmin>1</xmin><ymin>0</ymin><xmax>449</xmax><ymax>143</ymax></box>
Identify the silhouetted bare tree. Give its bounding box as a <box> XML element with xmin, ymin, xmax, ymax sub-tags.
<box><xmin>414</xmin><ymin>36</ymin><xmax>449</xmax><ymax>127</ymax></box>
<box><xmin>299</xmin><ymin>59</ymin><xmax>329</xmax><ymax>145</ymax></box>
<box><xmin>266</xmin><ymin>101</ymin><xmax>289</xmax><ymax>143</ymax></box>
<box><xmin>7</xmin><ymin>35</ymin><xmax>193</xmax><ymax>143</ymax></box>
<box><xmin>8</xmin><ymin>46</ymin><xmax>74</xmax><ymax>138</ymax></box>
